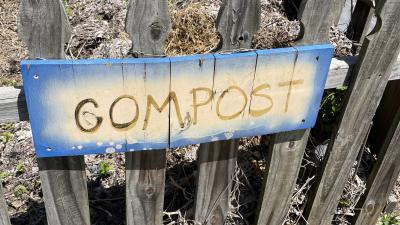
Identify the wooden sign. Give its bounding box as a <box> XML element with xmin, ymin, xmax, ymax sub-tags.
<box><xmin>21</xmin><ymin>44</ymin><xmax>333</xmax><ymax>157</ymax></box>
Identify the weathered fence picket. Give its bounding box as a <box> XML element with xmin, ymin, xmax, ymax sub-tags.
<box><xmin>255</xmin><ymin>0</ymin><xmax>344</xmax><ymax>224</ymax></box>
<box><xmin>18</xmin><ymin>1</ymin><xmax>90</xmax><ymax>224</ymax></box>
<box><xmin>124</xmin><ymin>0</ymin><xmax>171</xmax><ymax>224</ymax></box>
<box><xmin>0</xmin><ymin>0</ymin><xmax>399</xmax><ymax>224</ymax></box>
<box><xmin>304</xmin><ymin>0</ymin><xmax>400</xmax><ymax>224</ymax></box>
<box><xmin>255</xmin><ymin>130</ymin><xmax>310</xmax><ymax>225</ymax></box>
<box><xmin>194</xmin><ymin>0</ymin><xmax>260</xmax><ymax>224</ymax></box>
<box><xmin>0</xmin><ymin>185</ymin><xmax>10</xmax><ymax>225</ymax></box>
<box><xmin>352</xmin><ymin>97</ymin><xmax>400</xmax><ymax>225</ymax></box>
<box><xmin>346</xmin><ymin>0</ymin><xmax>374</xmax><ymax>46</ymax></box>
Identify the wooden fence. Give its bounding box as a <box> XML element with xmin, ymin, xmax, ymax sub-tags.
<box><xmin>0</xmin><ymin>0</ymin><xmax>400</xmax><ymax>224</ymax></box>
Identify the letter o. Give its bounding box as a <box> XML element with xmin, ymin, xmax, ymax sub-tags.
<box><xmin>110</xmin><ymin>95</ymin><xmax>139</xmax><ymax>130</ymax></box>
<box><xmin>216</xmin><ymin>86</ymin><xmax>248</xmax><ymax>120</ymax></box>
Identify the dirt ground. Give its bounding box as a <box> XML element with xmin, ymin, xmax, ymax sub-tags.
<box><xmin>0</xmin><ymin>0</ymin><xmax>399</xmax><ymax>224</ymax></box>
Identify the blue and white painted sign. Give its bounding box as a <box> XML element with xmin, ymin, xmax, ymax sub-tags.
<box><xmin>21</xmin><ymin>44</ymin><xmax>333</xmax><ymax>157</ymax></box>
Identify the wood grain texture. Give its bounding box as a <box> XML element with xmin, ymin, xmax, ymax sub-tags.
<box><xmin>0</xmin><ymin>87</ymin><xmax>27</xmax><ymax>123</ymax></box>
<box><xmin>215</xmin><ymin>0</ymin><xmax>260</xmax><ymax>50</ymax></box>
<box><xmin>195</xmin><ymin>140</ymin><xmax>237</xmax><ymax>224</ymax></box>
<box><xmin>0</xmin><ymin>185</ymin><xmax>10</xmax><ymax>225</ymax></box>
<box><xmin>18</xmin><ymin>0</ymin><xmax>71</xmax><ymax>59</ymax></box>
<box><xmin>18</xmin><ymin>1</ymin><xmax>90</xmax><ymax>225</ymax></box>
<box><xmin>297</xmin><ymin>0</ymin><xmax>339</xmax><ymax>45</ymax></box>
<box><xmin>194</xmin><ymin>1</ymin><xmax>260</xmax><ymax>224</ymax></box>
<box><xmin>352</xmin><ymin>93</ymin><xmax>400</xmax><ymax>225</ymax></box>
<box><xmin>37</xmin><ymin>157</ymin><xmax>90</xmax><ymax>225</ymax></box>
<box><xmin>125</xmin><ymin>0</ymin><xmax>171</xmax><ymax>55</ymax></box>
<box><xmin>255</xmin><ymin>130</ymin><xmax>310</xmax><ymax>225</ymax></box>
<box><xmin>124</xmin><ymin>1</ymin><xmax>170</xmax><ymax>224</ymax></box>
<box><xmin>125</xmin><ymin>150</ymin><xmax>166</xmax><ymax>225</ymax></box>
<box><xmin>255</xmin><ymin>0</ymin><xmax>343</xmax><ymax>224</ymax></box>
<box><xmin>333</xmin><ymin>0</ymin><xmax>346</xmax><ymax>25</ymax></box>
<box><xmin>305</xmin><ymin>1</ymin><xmax>400</xmax><ymax>224</ymax></box>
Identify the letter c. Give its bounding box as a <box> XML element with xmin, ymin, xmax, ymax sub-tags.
<box><xmin>75</xmin><ymin>98</ymin><xmax>103</xmax><ymax>133</ymax></box>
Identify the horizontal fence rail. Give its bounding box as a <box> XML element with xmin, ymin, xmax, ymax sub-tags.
<box><xmin>1</xmin><ymin>55</ymin><xmax>399</xmax><ymax>123</ymax></box>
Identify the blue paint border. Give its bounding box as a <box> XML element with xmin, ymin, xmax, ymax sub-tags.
<box><xmin>22</xmin><ymin>44</ymin><xmax>334</xmax><ymax>157</ymax></box>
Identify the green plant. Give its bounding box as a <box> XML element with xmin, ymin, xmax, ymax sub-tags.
<box><xmin>378</xmin><ymin>213</ymin><xmax>400</xmax><ymax>225</ymax></box>
<box><xmin>99</xmin><ymin>161</ymin><xmax>112</xmax><ymax>176</ymax></box>
<box><xmin>0</xmin><ymin>78</ymin><xmax>18</xmax><ymax>86</ymax></box>
<box><xmin>15</xmin><ymin>163</ymin><xmax>25</xmax><ymax>174</ymax></box>
<box><xmin>168</xmin><ymin>0</ymin><xmax>175</xmax><ymax>6</ymax></box>
<box><xmin>65</xmin><ymin>5</ymin><xmax>73</xmax><ymax>18</ymax></box>
<box><xmin>95</xmin><ymin>14</ymin><xmax>103</xmax><ymax>21</ymax></box>
<box><xmin>338</xmin><ymin>199</ymin><xmax>351</xmax><ymax>208</ymax></box>
<box><xmin>0</xmin><ymin>132</ymin><xmax>13</xmax><ymax>143</ymax></box>
<box><xmin>14</xmin><ymin>185</ymin><xmax>28</xmax><ymax>198</ymax></box>
<box><xmin>0</xmin><ymin>172</ymin><xmax>10</xmax><ymax>182</ymax></box>
<box><xmin>315</xmin><ymin>86</ymin><xmax>348</xmax><ymax>139</ymax></box>
<box><xmin>320</xmin><ymin>86</ymin><xmax>348</xmax><ymax>122</ymax></box>
<box><xmin>1</xmin><ymin>123</ymin><xmax>13</xmax><ymax>131</ymax></box>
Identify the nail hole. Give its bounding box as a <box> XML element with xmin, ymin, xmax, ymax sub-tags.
<box><xmin>316</xmin><ymin>56</ymin><xmax>319</xmax><ymax>61</ymax></box>
<box><xmin>33</xmin><ymin>74</ymin><xmax>39</xmax><ymax>79</ymax></box>
<box><xmin>46</xmin><ymin>147</ymin><xmax>52</xmax><ymax>151</ymax></box>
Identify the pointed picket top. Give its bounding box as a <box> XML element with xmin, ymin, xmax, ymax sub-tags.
<box><xmin>125</xmin><ymin>0</ymin><xmax>172</xmax><ymax>55</ymax></box>
<box><xmin>216</xmin><ymin>0</ymin><xmax>261</xmax><ymax>51</ymax></box>
<box><xmin>18</xmin><ymin>0</ymin><xmax>71</xmax><ymax>59</ymax></box>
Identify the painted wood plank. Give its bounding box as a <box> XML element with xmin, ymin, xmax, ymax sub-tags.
<box><xmin>17</xmin><ymin>1</ymin><xmax>90</xmax><ymax>225</ymax></box>
<box><xmin>209</xmin><ymin>51</ymin><xmax>257</xmax><ymax>140</ymax></box>
<box><xmin>124</xmin><ymin>1</ymin><xmax>171</xmax><ymax>224</ymax></box>
<box><xmin>20</xmin><ymin>45</ymin><xmax>333</xmax><ymax>158</ymax></box>
<box><xmin>169</xmin><ymin>54</ymin><xmax>215</xmax><ymax>147</ymax></box>
<box><xmin>137</xmin><ymin>58</ymin><xmax>171</xmax><ymax>150</ymax></box>
<box><xmin>0</xmin><ymin>185</ymin><xmax>10</xmax><ymax>225</ymax></box>
<box><xmin>304</xmin><ymin>1</ymin><xmax>400</xmax><ymax>224</ymax></box>
<box><xmin>255</xmin><ymin>0</ymin><xmax>344</xmax><ymax>224</ymax></box>
<box><xmin>250</xmin><ymin>46</ymin><xmax>333</xmax><ymax>136</ymax></box>
<box><xmin>123</xmin><ymin>58</ymin><xmax>171</xmax><ymax>151</ymax></box>
<box><xmin>71</xmin><ymin>61</ymin><xmax>127</xmax><ymax>154</ymax></box>
<box><xmin>3</xmin><ymin>55</ymin><xmax>400</xmax><ymax>124</ymax></box>
<box><xmin>352</xmin><ymin>89</ymin><xmax>400</xmax><ymax>225</ymax></box>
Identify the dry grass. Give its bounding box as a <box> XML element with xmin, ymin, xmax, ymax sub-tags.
<box><xmin>165</xmin><ymin>2</ymin><xmax>220</xmax><ymax>56</ymax></box>
<box><xmin>252</xmin><ymin>10</ymin><xmax>300</xmax><ymax>49</ymax></box>
<box><xmin>0</xmin><ymin>0</ymin><xmax>27</xmax><ymax>86</ymax></box>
